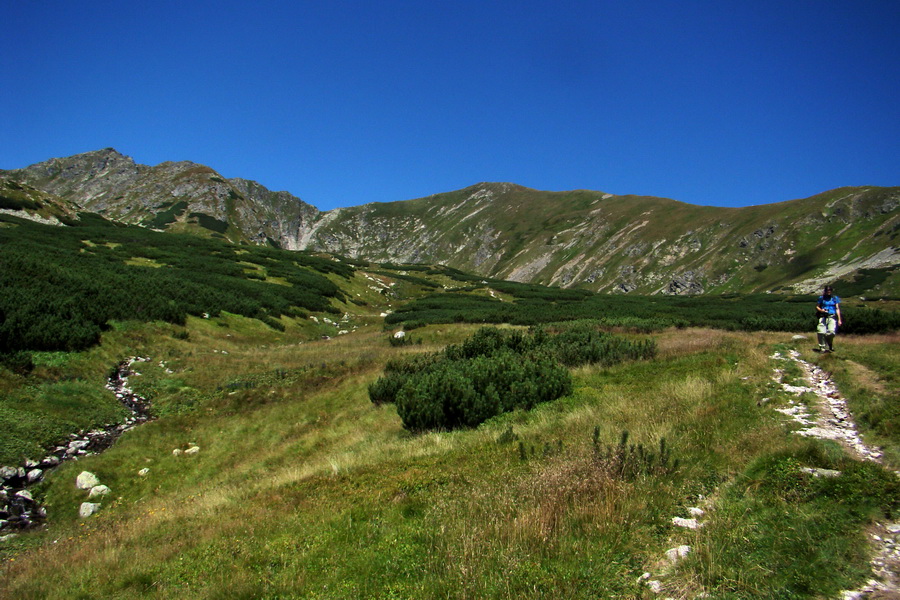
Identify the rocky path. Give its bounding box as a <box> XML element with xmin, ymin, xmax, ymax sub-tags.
<box><xmin>640</xmin><ymin>347</ymin><xmax>899</xmax><ymax>599</ymax></box>
<box><xmin>770</xmin><ymin>349</ymin><xmax>899</xmax><ymax>600</ymax></box>
<box><xmin>0</xmin><ymin>357</ymin><xmax>153</xmax><ymax>539</ymax></box>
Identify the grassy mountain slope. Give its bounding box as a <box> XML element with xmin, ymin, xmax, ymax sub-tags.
<box><xmin>305</xmin><ymin>183</ymin><xmax>900</xmax><ymax>296</ymax></box>
<box><xmin>0</xmin><ymin>178</ymin><xmax>78</xmax><ymax>224</ymax></box>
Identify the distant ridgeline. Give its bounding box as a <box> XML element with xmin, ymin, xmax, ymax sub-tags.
<box><xmin>3</xmin><ymin>149</ymin><xmax>899</xmax><ymax>297</ymax></box>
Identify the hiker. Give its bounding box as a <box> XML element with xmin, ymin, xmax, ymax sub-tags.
<box><xmin>815</xmin><ymin>285</ymin><xmax>842</xmax><ymax>352</ymax></box>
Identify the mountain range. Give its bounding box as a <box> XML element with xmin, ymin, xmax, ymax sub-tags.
<box><xmin>2</xmin><ymin>148</ymin><xmax>898</xmax><ymax>296</ymax></box>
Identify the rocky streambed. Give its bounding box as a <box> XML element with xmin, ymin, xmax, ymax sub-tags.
<box><xmin>0</xmin><ymin>357</ymin><xmax>153</xmax><ymax>537</ymax></box>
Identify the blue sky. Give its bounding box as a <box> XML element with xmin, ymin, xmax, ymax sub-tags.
<box><xmin>2</xmin><ymin>1</ymin><xmax>897</xmax><ymax>211</ymax></box>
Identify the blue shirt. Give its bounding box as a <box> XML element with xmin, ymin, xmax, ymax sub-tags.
<box><xmin>817</xmin><ymin>295</ymin><xmax>840</xmax><ymax>315</ymax></box>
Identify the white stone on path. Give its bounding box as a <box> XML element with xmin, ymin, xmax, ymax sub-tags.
<box><xmin>665</xmin><ymin>545</ymin><xmax>692</xmax><ymax>563</ymax></box>
<box><xmin>672</xmin><ymin>517</ymin><xmax>701</xmax><ymax>529</ymax></box>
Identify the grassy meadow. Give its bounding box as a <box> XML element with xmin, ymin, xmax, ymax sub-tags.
<box><xmin>2</xmin><ymin>212</ymin><xmax>899</xmax><ymax>598</ymax></box>
<box><xmin>2</xmin><ymin>313</ymin><xmax>898</xmax><ymax>598</ymax></box>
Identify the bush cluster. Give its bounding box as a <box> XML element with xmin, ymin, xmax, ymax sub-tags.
<box><xmin>370</xmin><ymin>325</ymin><xmax>656</xmax><ymax>431</ymax></box>
<box><xmin>0</xmin><ymin>213</ymin><xmax>349</xmax><ymax>353</ymax></box>
<box><xmin>385</xmin><ymin>287</ymin><xmax>900</xmax><ymax>334</ymax></box>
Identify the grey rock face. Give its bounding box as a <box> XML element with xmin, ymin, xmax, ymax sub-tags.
<box><xmin>5</xmin><ymin>149</ymin><xmax>322</xmax><ymax>247</ymax></box>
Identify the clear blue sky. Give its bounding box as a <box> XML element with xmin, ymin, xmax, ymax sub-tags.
<box><xmin>2</xmin><ymin>1</ymin><xmax>897</xmax><ymax>211</ymax></box>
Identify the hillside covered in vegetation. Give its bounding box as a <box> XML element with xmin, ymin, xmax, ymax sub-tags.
<box><xmin>1</xmin><ymin>208</ymin><xmax>899</xmax><ymax>598</ymax></box>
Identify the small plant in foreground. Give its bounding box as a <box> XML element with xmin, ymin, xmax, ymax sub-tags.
<box><xmin>592</xmin><ymin>428</ymin><xmax>679</xmax><ymax>480</ymax></box>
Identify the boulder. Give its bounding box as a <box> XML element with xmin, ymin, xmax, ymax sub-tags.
<box><xmin>27</xmin><ymin>469</ymin><xmax>43</xmax><ymax>483</ymax></box>
<box><xmin>88</xmin><ymin>485</ymin><xmax>111</xmax><ymax>498</ymax></box>
<box><xmin>76</xmin><ymin>471</ymin><xmax>101</xmax><ymax>490</ymax></box>
<box><xmin>68</xmin><ymin>439</ymin><xmax>89</xmax><ymax>452</ymax></box>
<box><xmin>184</xmin><ymin>446</ymin><xmax>201</xmax><ymax>456</ymax></box>
<box><xmin>79</xmin><ymin>502</ymin><xmax>101</xmax><ymax>518</ymax></box>
<box><xmin>138</xmin><ymin>468</ymin><xmax>149</xmax><ymax>476</ymax></box>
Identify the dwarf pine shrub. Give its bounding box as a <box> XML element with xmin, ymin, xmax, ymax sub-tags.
<box><xmin>394</xmin><ymin>353</ymin><xmax>572</xmax><ymax>431</ymax></box>
<box><xmin>371</xmin><ymin>325</ymin><xmax>652</xmax><ymax>431</ymax></box>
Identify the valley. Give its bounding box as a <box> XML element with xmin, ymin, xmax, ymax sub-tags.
<box><xmin>1</xmin><ymin>152</ymin><xmax>899</xmax><ymax>598</ymax></box>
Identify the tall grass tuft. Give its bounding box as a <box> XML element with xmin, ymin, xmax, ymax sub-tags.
<box><xmin>592</xmin><ymin>428</ymin><xmax>680</xmax><ymax>480</ymax></box>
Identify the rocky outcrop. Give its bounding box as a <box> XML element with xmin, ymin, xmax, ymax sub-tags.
<box><xmin>4</xmin><ymin>149</ymin><xmax>321</xmax><ymax>246</ymax></box>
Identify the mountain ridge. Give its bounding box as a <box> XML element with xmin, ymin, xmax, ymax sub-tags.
<box><xmin>2</xmin><ymin>148</ymin><xmax>898</xmax><ymax>296</ymax></box>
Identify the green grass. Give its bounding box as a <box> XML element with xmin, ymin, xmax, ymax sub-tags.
<box><xmin>3</xmin><ymin>322</ymin><xmax>895</xmax><ymax>598</ymax></box>
<box><xmin>1</xmin><ymin>204</ymin><xmax>899</xmax><ymax>597</ymax></box>
<box><xmin>0</xmin><ymin>379</ymin><xmax>129</xmax><ymax>464</ymax></box>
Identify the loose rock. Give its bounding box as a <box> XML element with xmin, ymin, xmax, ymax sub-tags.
<box><xmin>665</xmin><ymin>545</ymin><xmax>692</xmax><ymax>564</ymax></box>
<box><xmin>76</xmin><ymin>471</ymin><xmax>100</xmax><ymax>490</ymax></box>
<box><xmin>672</xmin><ymin>517</ymin><xmax>701</xmax><ymax>529</ymax></box>
<box><xmin>88</xmin><ymin>485</ymin><xmax>111</xmax><ymax>498</ymax></box>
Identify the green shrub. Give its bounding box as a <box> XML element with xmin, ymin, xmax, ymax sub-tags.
<box><xmin>371</xmin><ymin>325</ymin><xmax>652</xmax><ymax>431</ymax></box>
<box><xmin>387</xmin><ymin>289</ymin><xmax>900</xmax><ymax>335</ymax></box>
<box><xmin>0</xmin><ymin>214</ymin><xmax>346</xmax><ymax>353</ymax></box>
<box><xmin>368</xmin><ymin>372</ymin><xmax>407</xmax><ymax>405</ymax></box>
